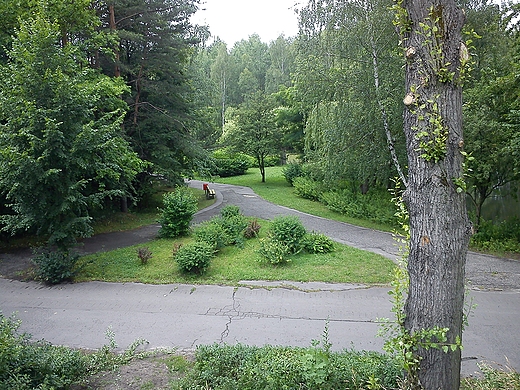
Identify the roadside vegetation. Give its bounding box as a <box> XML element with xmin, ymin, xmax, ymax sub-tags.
<box><xmin>212</xmin><ymin>165</ymin><xmax>520</xmax><ymax>258</ymax></box>
<box><xmin>76</xmin><ymin>203</ymin><xmax>395</xmax><ymax>285</ymax></box>
<box><xmin>1</xmin><ymin>0</ymin><xmax>519</xmax><ymax>387</ymax></box>
<box><xmin>3</xmin><ymin>309</ymin><xmax>519</xmax><ymax>390</ymax></box>
<box><xmin>3</xmin><ymin>166</ymin><xmax>519</xmax><ymax>389</ymax></box>
<box><xmin>0</xmin><ymin>312</ymin><xmax>150</xmax><ymax>390</ymax></box>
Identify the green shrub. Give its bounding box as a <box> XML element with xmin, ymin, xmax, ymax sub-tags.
<box><xmin>174</xmin><ymin>343</ymin><xmax>402</xmax><ymax>390</ymax></box>
<box><xmin>190</xmin><ymin>343</ymin><xmax>259</xmax><ymax>387</ymax></box>
<box><xmin>264</xmin><ymin>155</ymin><xmax>280</xmax><ymax>167</ymax></box>
<box><xmin>270</xmin><ymin>215</ymin><xmax>307</xmax><ymax>254</ymax></box>
<box><xmin>220</xmin><ymin>215</ymin><xmax>247</xmax><ymax>246</ymax></box>
<box><xmin>211</xmin><ymin>151</ymin><xmax>251</xmax><ymax>177</ymax></box>
<box><xmin>218</xmin><ymin>205</ymin><xmax>248</xmax><ymax>246</ymax></box>
<box><xmin>257</xmin><ymin>238</ymin><xmax>291</xmax><ymax>265</ymax></box>
<box><xmin>301</xmin><ymin>162</ymin><xmax>327</xmax><ymax>182</ymax></box>
<box><xmin>471</xmin><ymin>218</ymin><xmax>520</xmax><ymax>253</ymax></box>
<box><xmin>282</xmin><ymin>162</ymin><xmax>303</xmax><ymax>186</ymax></box>
<box><xmin>0</xmin><ymin>313</ymin><xmax>89</xmax><ymax>389</ymax></box>
<box><xmin>175</xmin><ymin>241</ymin><xmax>214</xmax><ymax>275</ymax></box>
<box><xmin>158</xmin><ymin>186</ymin><xmax>198</xmax><ymax>238</ymax></box>
<box><xmin>293</xmin><ymin>176</ymin><xmax>323</xmax><ymax>201</ymax></box>
<box><xmin>0</xmin><ymin>313</ymin><xmax>148</xmax><ymax>390</ymax></box>
<box><xmin>304</xmin><ymin>232</ymin><xmax>336</xmax><ymax>254</ymax></box>
<box><xmin>193</xmin><ymin>207</ymin><xmax>249</xmax><ymax>250</ymax></box>
<box><xmin>32</xmin><ymin>248</ymin><xmax>81</xmax><ymax>284</ymax></box>
<box><xmin>193</xmin><ymin>219</ymin><xmax>230</xmax><ymax>250</ymax></box>
<box><xmin>220</xmin><ymin>205</ymin><xmax>241</xmax><ymax>219</ymax></box>
<box><xmin>320</xmin><ymin>189</ymin><xmax>366</xmax><ymax>217</ymax></box>
<box><xmin>320</xmin><ymin>188</ymin><xmax>397</xmax><ymax>226</ymax></box>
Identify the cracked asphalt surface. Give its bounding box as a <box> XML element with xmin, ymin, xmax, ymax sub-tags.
<box><xmin>1</xmin><ymin>179</ymin><xmax>519</xmax><ymax>376</ymax></box>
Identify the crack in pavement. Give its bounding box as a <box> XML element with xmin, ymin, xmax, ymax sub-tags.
<box><xmin>206</xmin><ymin>289</ymin><xmax>380</xmax><ymax>343</ymax></box>
<box><xmin>219</xmin><ymin>288</ymin><xmax>239</xmax><ymax>342</ymax></box>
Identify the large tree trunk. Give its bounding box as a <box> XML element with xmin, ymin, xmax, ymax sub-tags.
<box><xmin>400</xmin><ymin>0</ymin><xmax>472</xmax><ymax>388</ymax></box>
<box><xmin>109</xmin><ymin>4</ymin><xmax>120</xmax><ymax>78</ymax></box>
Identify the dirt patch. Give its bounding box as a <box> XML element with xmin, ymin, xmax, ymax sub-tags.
<box><xmin>0</xmin><ymin>248</ymin><xmax>36</xmax><ymax>281</ymax></box>
<box><xmin>71</xmin><ymin>351</ymin><xmax>195</xmax><ymax>390</ymax></box>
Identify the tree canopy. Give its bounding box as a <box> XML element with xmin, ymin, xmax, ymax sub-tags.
<box><xmin>0</xmin><ymin>10</ymin><xmax>141</xmax><ymax>249</ymax></box>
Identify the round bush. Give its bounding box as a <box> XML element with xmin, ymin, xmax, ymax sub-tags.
<box><xmin>282</xmin><ymin>163</ymin><xmax>303</xmax><ymax>186</ymax></box>
<box><xmin>293</xmin><ymin>177</ymin><xmax>323</xmax><ymax>201</ymax></box>
<box><xmin>211</xmin><ymin>151</ymin><xmax>252</xmax><ymax>177</ymax></box>
<box><xmin>175</xmin><ymin>241</ymin><xmax>214</xmax><ymax>275</ymax></box>
<box><xmin>220</xmin><ymin>215</ymin><xmax>247</xmax><ymax>245</ymax></box>
<box><xmin>303</xmin><ymin>232</ymin><xmax>335</xmax><ymax>254</ymax></box>
<box><xmin>258</xmin><ymin>238</ymin><xmax>291</xmax><ymax>265</ymax></box>
<box><xmin>270</xmin><ymin>215</ymin><xmax>307</xmax><ymax>254</ymax></box>
<box><xmin>158</xmin><ymin>186</ymin><xmax>198</xmax><ymax>238</ymax></box>
<box><xmin>220</xmin><ymin>205</ymin><xmax>241</xmax><ymax>219</ymax></box>
<box><xmin>193</xmin><ymin>219</ymin><xmax>230</xmax><ymax>250</ymax></box>
<box><xmin>32</xmin><ymin>249</ymin><xmax>81</xmax><ymax>284</ymax></box>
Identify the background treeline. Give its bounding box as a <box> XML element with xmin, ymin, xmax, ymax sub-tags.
<box><xmin>1</xmin><ymin>0</ymin><xmax>519</xmax><ymax>253</ymax></box>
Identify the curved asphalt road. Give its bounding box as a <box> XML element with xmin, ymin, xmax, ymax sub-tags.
<box><xmin>1</xmin><ymin>179</ymin><xmax>519</xmax><ymax>377</ymax></box>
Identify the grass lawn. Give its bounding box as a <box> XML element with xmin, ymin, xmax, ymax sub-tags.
<box><xmin>76</xmin><ymin>219</ymin><xmax>396</xmax><ymax>286</ymax></box>
<box><xmin>73</xmin><ymin>168</ymin><xmax>397</xmax><ymax>285</ymax></box>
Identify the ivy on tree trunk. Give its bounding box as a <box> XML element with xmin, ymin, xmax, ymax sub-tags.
<box><xmin>398</xmin><ymin>0</ymin><xmax>472</xmax><ymax>388</ymax></box>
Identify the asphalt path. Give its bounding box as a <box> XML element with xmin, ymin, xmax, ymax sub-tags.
<box><xmin>1</xmin><ymin>179</ymin><xmax>519</xmax><ymax>377</ymax></box>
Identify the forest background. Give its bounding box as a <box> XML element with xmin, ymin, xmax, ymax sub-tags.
<box><xmin>0</xmin><ymin>0</ymin><xmax>519</xmax><ymax>256</ymax></box>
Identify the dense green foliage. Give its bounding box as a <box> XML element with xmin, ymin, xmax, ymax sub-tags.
<box><xmin>173</xmin><ymin>343</ymin><xmax>402</xmax><ymax>390</ymax></box>
<box><xmin>258</xmin><ymin>215</ymin><xmax>336</xmax><ymax>264</ymax></box>
<box><xmin>193</xmin><ymin>220</ymin><xmax>231</xmax><ymax>250</ymax></box>
<box><xmin>32</xmin><ymin>249</ymin><xmax>82</xmax><ymax>285</ymax></box>
<box><xmin>293</xmin><ymin>176</ymin><xmax>323</xmax><ymax>202</ymax></box>
<box><xmin>292</xmin><ymin>170</ymin><xmax>398</xmax><ymax>227</ymax></box>
<box><xmin>158</xmin><ymin>187</ymin><xmax>199</xmax><ymax>238</ymax></box>
<box><xmin>462</xmin><ymin>0</ymin><xmax>520</xmax><ymax>227</ymax></box>
<box><xmin>303</xmin><ymin>232</ymin><xmax>336</xmax><ymax>254</ymax></box>
<box><xmin>258</xmin><ymin>238</ymin><xmax>292</xmax><ymax>265</ymax></box>
<box><xmin>211</xmin><ymin>150</ymin><xmax>252</xmax><ymax>177</ymax></box>
<box><xmin>0</xmin><ymin>11</ymin><xmax>141</xmax><ymax>250</ymax></box>
<box><xmin>0</xmin><ymin>0</ymin><xmax>210</xmax><ymax>251</ymax></box>
<box><xmin>471</xmin><ymin>218</ymin><xmax>520</xmax><ymax>253</ymax></box>
<box><xmin>225</xmin><ymin>91</ymin><xmax>281</xmax><ymax>182</ymax></box>
<box><xmin>193</xmin><ymin>205</ymin><xmax>249</xmax><ymax>250</ymax></box>
<box><xmin>0</xmin><ymin>313</ymin><xmax>146</xmax><ymax>389</ymax></box>
<box><xmin>269</xmin><ymin>215</ymin><xmax>307</xmax><ymax>254</ymax></box>
<box><xmin>283</xmin><ymin>162</ymin><xmax>304</xmax><ymax>185</ymax></box>
<box><xmin>0</xmin><ymin>314</ymin><xmax>87</xmax><ymax>389</ymax></box>
<box><xmin>101</xmin><ymin>0</ymin><xmax>212</xmax><ymax>188</ymax></box>
<box><xmin>174</xmin><ymin>241</ymin><xmax>215</xmax><ymax>275</ymax></box>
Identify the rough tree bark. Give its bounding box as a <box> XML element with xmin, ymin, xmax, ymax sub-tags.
<box><xmin>399</xmin><ymin>0</ymin><xmax>472</xmax><ymax>388</ymax></box>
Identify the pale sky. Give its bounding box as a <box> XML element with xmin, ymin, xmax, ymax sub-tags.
<box><xmin>191</xmin><ymin>0</ymin><xmax>301</xmax><ymax>47</ymax></box>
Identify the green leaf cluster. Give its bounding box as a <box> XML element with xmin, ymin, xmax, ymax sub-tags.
<box><xmin>0</xmin><ymin>10</ymin><xmax>142</xmax><ymax>250</ymax></box>
<box><xmin>174</xmin><ymin>343</ymin><xmax>402</xmax><ymax>390</ymax></box>
<box><xmin>158</xmin><ymin>187</ymin><xmax>198</xmax><ymax>238</ymax></box>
